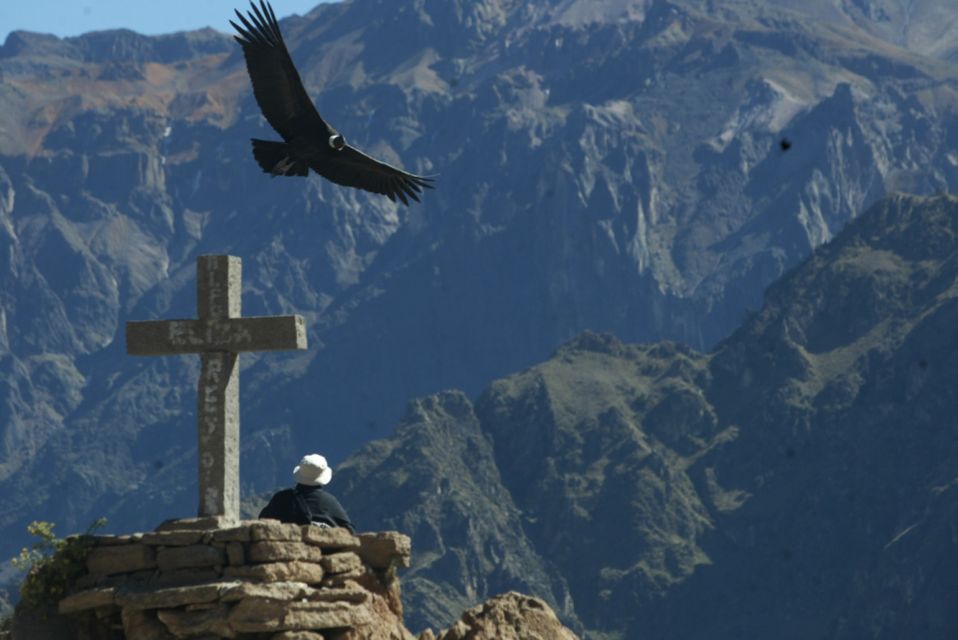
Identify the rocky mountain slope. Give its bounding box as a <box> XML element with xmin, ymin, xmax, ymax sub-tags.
<box><xmin>331</xmin><ymin>193</ymin><xmax>958</xmax><ymax>638</ymax></box>
<box><xmin>762</xmin><ymin>0</ymin><xmax>958</xmax><ymax>61</ymax></box>
<box><xmin>3</xmin><ymin>0</ymin><xmax>958</xmax><ymax>591</ymax></box>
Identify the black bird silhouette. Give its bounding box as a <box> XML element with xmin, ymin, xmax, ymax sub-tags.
<box><xmin>779</xmin><ymin>137</ymin><xmax>792</xmax><ymax>152</ymax></box>
<box><xmin>230</xmin><ymin>1</ymin><xmax>434</xmax><ymax>205</ymax></box>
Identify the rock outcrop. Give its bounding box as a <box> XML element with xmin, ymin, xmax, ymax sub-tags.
<box><xmin>426</xmin><ymin>592</ymin><xmax>578</xmax><ymax>640</ymax></box>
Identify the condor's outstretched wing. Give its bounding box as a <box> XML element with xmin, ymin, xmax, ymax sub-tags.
<box><xmin>231</xmin><ymin>1</ymin><xmax>325</xmax><ymax>140</ymax></box>
<box><xmin>310</xmin><ymin>145</ymin><xmax>435</xmax><ymax>206</ymax></box>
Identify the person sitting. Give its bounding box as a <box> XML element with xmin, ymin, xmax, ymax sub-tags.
<box><xmin>259</xmin><ymin>454</ymin><xmax>356</xmax><ymax>533</ymax></box>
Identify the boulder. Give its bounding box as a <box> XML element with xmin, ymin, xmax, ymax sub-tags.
<box><xmin>435</xmin><ymin>592</ymin><xmax>578</xmax><ymax>640</ymax></box>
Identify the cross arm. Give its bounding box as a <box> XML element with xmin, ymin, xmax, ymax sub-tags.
<box><xmin>126</xmin><ymin>316</ymin><xmax>307</xmax><ymax>356</ymax></box>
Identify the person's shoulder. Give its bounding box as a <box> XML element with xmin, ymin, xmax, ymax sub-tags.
<box><xmin>317</xmin><ymin>489</ymin><xmax>346</xmax><ymax>508</ymax></box>
<box><xmin>268</xmin><ymin>488</ymin><xmax>295</xmax><ymax>501</ymax></box>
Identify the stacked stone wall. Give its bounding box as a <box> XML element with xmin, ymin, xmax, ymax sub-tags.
<box><xmin>54</xmin><ymin>519</ymin><xmax>412</xmax><ymax>640</ymax></box>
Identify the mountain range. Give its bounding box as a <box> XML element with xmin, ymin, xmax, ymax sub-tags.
<box><xmin>332</xmin><ymin>192</ymin><xmax>958</xmax><ymax>638</ymax></box>
<box><xmin>2</xmin><ymin>0</ymin><xmax>958</xmax><ymax>635</ymax></box>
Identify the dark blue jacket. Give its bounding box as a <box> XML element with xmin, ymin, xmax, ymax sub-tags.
<box><xmin>259</xmin><ymin>484</ymin><xmax>356</xmax><ymax>533</ymax></box>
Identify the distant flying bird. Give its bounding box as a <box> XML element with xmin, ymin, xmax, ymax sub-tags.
<box><xmin>779</xmin><ymin>137</ymin><xmax>792</xmax><ymax>152</ymax></box>
<box><xmin>230</xmin><ymin>1</ymin><xmax>434</xmax><ymax>205</ymax></box>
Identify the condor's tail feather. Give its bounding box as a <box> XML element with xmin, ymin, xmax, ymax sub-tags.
<box><xmin>251</xmin><ymin>139</ymin><xmax>308</xmax><ymax>177</ymax></box>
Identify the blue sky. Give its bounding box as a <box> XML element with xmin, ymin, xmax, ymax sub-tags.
<box><xmin>0</xmin><ymin>0</ymin><xmax>331</xmax><ymax>44</ymax></box>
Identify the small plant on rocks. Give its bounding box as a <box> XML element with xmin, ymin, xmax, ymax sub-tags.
<box><xmin>11</xmin><ymin>519</ymin><xmax>107</xmax><ymax>608</ymax></box>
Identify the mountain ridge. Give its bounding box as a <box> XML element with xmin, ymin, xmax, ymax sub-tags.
<box><xmin>327</xmin><ymin>192</ymin><xmax>958</xmax><ymax>638</ymax></box>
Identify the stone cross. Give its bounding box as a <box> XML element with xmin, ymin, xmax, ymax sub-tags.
<box><xmin>126</xmin><ymin>255</ymin><xmax>307</xmax><ymax>525</ymax></box>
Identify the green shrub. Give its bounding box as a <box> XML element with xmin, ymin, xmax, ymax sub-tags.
<box><xmin>11</xmin><ymin>519</ymin><xmax>107</xmax><ymax>608</ymax></box>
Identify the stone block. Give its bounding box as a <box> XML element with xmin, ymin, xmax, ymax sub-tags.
<box><xmin>87</xmin><ymin>544</ymin><xmax>157</xmax><ymax>576</ymax></box>
<box><xmin>154</xmin><ymin>568</ymin><xmax>223</xmax><ymax>588</ymax></box>
<box><xmin>155</xmin><ymin>516</ymin><xmax>237</xmax><ymax>532</ymax></box>
<box><xmin>157</xmin><ymin>544</ymin><xmax>225</xmax><ymax>571</ymax></box>
<box><xmin>271</xmin><ymin>632</ymin><xmax>326</xmax><ymax>640</ymax></box>
<box><xmin>58</xmin><ymin>587</ymin><xmax>115</xmax><ymax>614</ymax></box>
<box><xmin>227</xmin><ymin>596</ymin><xmax>287</xmax><ymax>632</ymax></box>
<box><xmin>122</xmin><ymin>608</ymin><xmax>177</xmax><ymax>640</ymax></box>
<box><xmin>249</xmin><ymin>541</ymin><xmax>324</xmax><ymax>563</ymax></box>
<box><xmin>284</xmin><ymin>601</ymin><xmax>373</xmax><ymax>630</ymax></box>
<box><xmin>320</xmin><ymin>552</ymin><xmax>363</xmax><ymax>576</ymax></box>
<box><xmin>307</xmin><ymin>583</ymin><xmax>369</xmax><ymax>605</ymax></box>
<box><xmin>319</xmin><ymin>575</ymin><xmax>353</xmax><ymax>590</ymax></box>
<box><xmin>223</xmin><ymin>561</ymin><xmax>324</xmax><ymax>584</ymax></box>
<box><xmin>73</xmin><ymin>574</ymin><xmax>100</xmax><ymax>591</ymax></box>
<box><xmin>357</xmin><ymin>532</ymin><xmax>411</xmax><ymax>570</ymax></box>
<box><xmin>221</xmin><ymin>581</ymin><xmax>315</xmax><ymax>603</ymax></box>
<box><xmin>213</xmin><ymin>525</ymin><xmax>253</xmax><ymax>543</ymax></box>
<box><xmin>76</xmin><ymin>568</ymin><xmax>161</xmax><ymax>591</ymax></box>
<box><xmin>94</xmin><ymin>606</ymin><xmax>116</xmax><ymax>620</ymax></box>
<box><xmin>141</xmin><ymin>530</ymin><xmax>207</xmax><ymax>546</ymax></box>
<box><xmin>115</xmin><ymin>582</ymin><xmax>227</xmax><ymax>610</ymax></box>
<box><xmin>157</xmin><ymin>602</ymin><xmax>235</xmax><ymax>638</ymax></box>
<box><xmin>228</xmin><ymin>598</ymin><xmax>370</xmax><ymax>633</ymax></box>
<box><xmin>227</xmin><ymin>542</ymin><xmax>245</xmax><ymax>565</ymax></box>
<box><xmin>89</xmin><ymin>534</ymin><xmax>141</xmax><ymax>546</ymax></box>
<box><xmin>251</xmin><ymin>521</ymin><xmax>304</xmax><ymax>541</ymax></box>
<box><xmin>302</xmin><ymin>527</ymin><xmax>360</xmax><ymax>550</ymax></box>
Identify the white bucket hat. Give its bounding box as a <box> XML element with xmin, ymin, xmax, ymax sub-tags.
<box><xmin>293</xmin><ymin>454</ymin><xmax>333</xmax><ymax>486</ymax></box>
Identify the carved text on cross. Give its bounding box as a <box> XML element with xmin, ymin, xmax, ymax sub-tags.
<box><xmin>126</xmin><ymin>255</ymin><xmax>307</xmax><ymax>524</ymax></box>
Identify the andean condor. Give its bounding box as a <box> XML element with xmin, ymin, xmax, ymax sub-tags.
<box><xmin>231</xmin><ymin>1</ymin><xmax>434</xmax><ymax>205</ymax></box>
